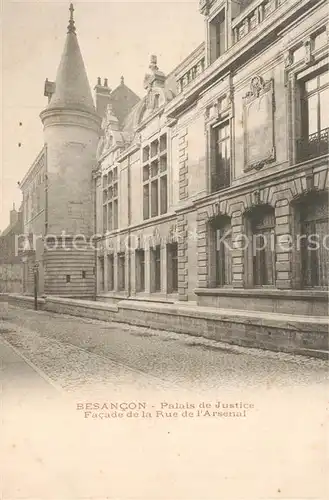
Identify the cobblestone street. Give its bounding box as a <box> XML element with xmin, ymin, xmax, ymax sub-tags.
<box><xmin>2</xmin><ymin>305</ymin><xmax>328</xmax><ymax>393</ymax></box>
<box><xmin>1</xmin><ymin>306</ymin><xmax>328</xmax><ymax>500</ymax></box>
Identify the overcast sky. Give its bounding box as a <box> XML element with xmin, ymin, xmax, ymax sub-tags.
<box><xmin>0</xmin><ymin>0</ymin><xmax>204</xmax><ymax>230</ymax></box>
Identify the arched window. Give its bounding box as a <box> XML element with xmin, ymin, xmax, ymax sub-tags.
<box><xmin>250</xmin><ymin>206</ymin><xmax>275</xmax><ymax>286</ymax></box>
<box><xmin>300</xmin><ymin>193</ymin><xmax>328</xmax><ymax>288</ymax></box>
<box><xmin>210</xmin><ymin>215</ymin><xmax>232</xmax><ymax>287</ymax></box>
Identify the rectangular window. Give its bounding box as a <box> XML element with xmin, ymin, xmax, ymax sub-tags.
<box><xmin>298</xmin><ymin>69</ymin><xmax>329</xmax><ymax>161</ymax></box>
<box><xmin>215</xmin><ymin>226</ymin><xmax>232</xmax><ymax>286</ymax></box>
<box><xmin>103</xmin><ymin>204</ymin><xmax>107</xmax><ymax>233</ymax></box>
<box><xmin>209</xmin><ymin>10</ymin><xmax>225</xmax><ymax>63</ymax></box>
<box><xmin>99</xmin><ymin>257</ymin><xmax>104</xmax><ymax>291</ymax></box>
<box><xmin>211</xmin><ymin>121</ymin><xmax>231</xmax><ymax>192</ymax></box>
<box><xmin>301</xmin><ymin>196</ymin><xmax>329</xmax><ymax>288</ymax></box>
<box><xmin>313</xmin><ymin>30</ymin><xmax>327</xmax><ymax>52</ymax></box>
<box><xmin>108</xmin><ymin>254</ymin><xmax>114</xmax><ymax>291</ymax></box>
<box><xmin>143</xmin><ymin>184</ymin><xmax>150</xmax><ymax>220</ymax></box>
<box><xmin>167</xmin><ymin>243</ymin><xmax>178</xmax><ymax>292</ymax></box>
<box><xmin>150</xmin><ymin>246</ymin><xmax>161</xmax><ymax>292</ymax></box>
<box><xmin>151</xmin><ymin>179</ymin><xmax>159</xmax><ymax>217</ymax></box>
<box><xmin>118</xmin><ymin>253</ymin><xmax>125</xmax><ymax>291</ymax></box>
<box><xmin>252</xmin><ymin>210</ymin><xmax>275</xmax><ymax>287</ymax></box>
<box><xmin>66</xmin><ymin>274</ymin><xmax>71</xmax><ymax>283</ymax></box>
<box><xmin>82</xmin><ymin>270</ymin><xmax>86</xmax><ymax>279</ymax></box>
<box><xmin>160</xmin><ymin>176</ymin><xmax>167</xmax><ymax>215</ymax></box>
<box><xmin>142</xmin><ymin>134</ymin><xmax>168</xmax><ymax>220</ymax></box>
<box><xmin>113</xmin><ymin>199</ymin><xmax>118</xmax><ymax>230</ymax></box>
<box><xmin>135</xmin><ymin>249</ymin><xmax>145</xmax><ymax>292</ymax></box>
<box><xmin>106</xmin><ymin>166</ymin><xmax>119</xmax><ymax>232</ymax></box>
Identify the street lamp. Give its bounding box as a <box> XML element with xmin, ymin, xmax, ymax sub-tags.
<box><xmin>33</xmin><ymin>262</ymin><xmax>39</xmax><ymax>310</ymax></box>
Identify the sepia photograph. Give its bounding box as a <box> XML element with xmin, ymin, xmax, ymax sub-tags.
<box><xmin>1</xmin><ymin>0</ymin><xmax>328</xmax><ymax>499</ymax></box>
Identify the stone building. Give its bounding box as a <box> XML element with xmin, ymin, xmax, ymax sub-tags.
<box><xmin>95</xmin><ymin>0</ymin><xmax>329</xmax><ymax>318</ymax></box>
<box><xmin>0</xmin><ymin>205</ymin><xmax>23</xmax><ymax>293</ymax></box>
<box><xmin>19</xmin><ymin>0</ymin><xmax>328</xmax><ymax>325</ymax></box>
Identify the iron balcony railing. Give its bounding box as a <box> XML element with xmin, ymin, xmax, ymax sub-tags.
<box><xmin>297</xmin><ymin>127</ymin><xmax>329</xmax><ymax>161</ymax></box>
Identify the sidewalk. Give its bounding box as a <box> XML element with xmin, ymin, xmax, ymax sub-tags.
<box><xmin>0</xmin><ymin>333</ymin><xmax>61</xmax><ymax>402</ymax></box>
<box><xmin>0</xmin><ymin>335</ymin><xmax>82</xmax><ymax>499</ymax></box>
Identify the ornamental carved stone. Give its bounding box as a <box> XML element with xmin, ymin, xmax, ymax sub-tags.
<box><xmin>243</xmin><ymin>76</ymin><xmax>275</xmax><ymax>172</ymax></box>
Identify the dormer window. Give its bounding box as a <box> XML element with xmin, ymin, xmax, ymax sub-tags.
<box><xmin>209</xmin><ymin>9</ymin><xmax>226</xmax><ymax>63</ymax></box>
<box><xmin>154</xmin><ymin>94</ymin><xmax>160</xmax><ymax>109</ymax></box>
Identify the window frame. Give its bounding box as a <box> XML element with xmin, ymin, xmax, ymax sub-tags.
<box><xmin>210</xmin><ymin>118</ymin><xmax>231</xmax><ymax>193</ymax></box>
<box><xmin>167</xmin><ymin>242</ymin><xmax>178</xmax><ymax>293</ymax></box>
<box><xmin>209</xmin><ymin>7</ymin><xmax>226</xmax><ymax>64</ymax></box>
<box><xmin>250</xmin><ymin>207</ymin><xmax>276</xmax><ymax>288</ymax></box>
<box><xmin>117</xmin><ymin>252</ymin><xmax>126</xmax><ymax>292</ymax></box>
<box><xmin>142</xmin><ymin>133</ymin><xmax>168</xmax><ymax>220</ymax></box>
<box><xmin>135</xmin><ymin>248</ymin><xmax>145</xmax><ymax>293</ymax></box>
<box><xmin>102</xmin><ymin>166</ymin><xmax>119</xmax><ymax>234</ymax></box>
<box><xmin>299</xmin><ymin>194</ymin><xmax>329</xmax><ymax>289</ymax></box>
<box><xmin>150</xmin><ymin>245</ymin><xmax>161</xmax><ymax>293</ymax></box>
<box><xmin>209</xmin><ymin>215</ymin><xmax>232</xmax><ymax>288</ymax></box>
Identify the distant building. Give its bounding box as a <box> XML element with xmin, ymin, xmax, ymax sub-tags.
<box><xmin>0</xmin><ymin>204</ymin><xmax>23</xmax><ymax>292</ymax></box>
<box><xmin>19</xmin><ymin>0</ymin><xmax>328</xmax><ymax>320</ymax></box>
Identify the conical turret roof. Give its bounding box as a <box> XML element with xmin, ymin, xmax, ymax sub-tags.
<box><xmin>47</xmin><ymin>4</ymin><xmax>95</xmax><ymax>114</ymax></box>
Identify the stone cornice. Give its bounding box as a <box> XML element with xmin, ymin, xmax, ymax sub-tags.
<box><xmin>191</xmin><ymin>155</ymin><xmax>329</xmax><ymax>211</ymax></box>
<box><xmin>19</xmin><ymin>146</ymin><xmax>46</xmax><ymax>189</ymax></box>
<box><xmin>40</xmin><ymin>106</ymin><xmax>101</xmax><ymax>132</ymax></box>
<box><xmin>165</xmin><ymin>0</ymin><xmax>318</xmax><ymax>118</ymax></box>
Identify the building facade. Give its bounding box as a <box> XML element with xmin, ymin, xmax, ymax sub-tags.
<box><xmin>95</xmin><ymin>0</ymin><xmax>328</xmax><ymax>316</ymax></box>
<box><xmin>0</xmin><ymin>205</ymin><xmax>23</xmax><ymax>293</ymax></box>
<box><xmin>19</xmin><ymin>0</ymin><xmax>328</xmax><ymax>319</ymax></box>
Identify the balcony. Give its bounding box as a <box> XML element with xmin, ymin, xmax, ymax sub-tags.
<box><xmin>297</xmin><ymin>128</ymin><xmax>329</xmax><ymax>162</ymax></box>
<box><xmin>177</xmin><ymin>58</ymin><xmax>205</xmax><ymax>93</ymax></box>
<box><xmin>232</xmin><ymin>0</ymin><xmax>287</xmax><ymax>44</ymax></box>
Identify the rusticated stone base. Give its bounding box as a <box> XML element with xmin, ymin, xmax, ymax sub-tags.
<box><xmin>6</xmin><ymin>294</ymin><xmax>329</xmax><ymax>359</ymax></box>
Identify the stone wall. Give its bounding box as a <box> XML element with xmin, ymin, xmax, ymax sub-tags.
<box><xmin>6</xmin><ymin>294</ymin><xmax>329</xmax><ymax>359</ymax></box>
<box><xmin>0</xmin><ymin>263</ymin><xmax>22</xmax><ymax>294</ymax></box>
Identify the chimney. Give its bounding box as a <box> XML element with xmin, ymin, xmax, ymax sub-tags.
<box><xmin>10</xmin><ymin>203</ymin><xmax>18</xmax><ymax>226</ymax></box>
<box><xmin>94</xmin><ymin>77</ymin><xmax>112</xmax><ymax>117</ymax></box>
<box><xmin>44</xmin><ymin>78</ymin><xmax>56</xmax><ymax>103</ymax></box>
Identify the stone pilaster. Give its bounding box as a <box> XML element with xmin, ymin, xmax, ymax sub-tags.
<box><xmin>161</xmin><ymin>242</ymin><xmax>168</xmax><ymax>294</ymax></box>
<box><xmin>177</xmin><ymin>214</ymin><xmax>188</xmax><ymax>300</ymax></box>
<box><xmin>103</xmin><ymin>253</ymin><xmax>108</xmax><ymax>292</ymax></box>
<box><xmin>231</xmin><ymin>210</ymin><xmax>244</xmax><ymax>288</ymax></box>
<box><xmin>144</xmin><ymin>246</ymin><xmax>151</xmax><ymax>294</ymax></box>
<box><xmin>275</xmin><ymin>199</ymin><xmax>292</xmax><ymax>289</ymax></box>
<box><xmin>130</xmin><ymin>250</ymin><xmax>136</xmax><ymax>295</ymax></box>
<box><xmin>113</xmin><ymin>253</ymin><xmax>118</xmax><ymax>292</ymax></box>
<box><xmin>178</xmin><ymin>128</ymin><xmax>188</xmax><ymax>200</ymax></box>
<box><xmin>196</xmin><ymin>209</ymin><xmax>209</xmax><ymax>288</ymax></box>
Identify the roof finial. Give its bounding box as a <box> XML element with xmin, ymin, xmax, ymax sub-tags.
<box><xmin>149</xmin><ymin>55</ymin><xmax>158</xmax><ymax>72</ymax></box>
<box><xmin>121</xmin><ymin>76</ymin><xmax>124</xmax><ymax>85</ymax></box>
<box><xmin>67</xmin><ymin>3</ymin><xmax>76</xmax><ymax>34</ymax></box>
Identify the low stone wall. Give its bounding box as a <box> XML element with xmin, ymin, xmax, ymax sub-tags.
<box><xmin>195</xmin><ymin>288</ymin><xmax>329</xmax><ymax>316</ymax></box>
<box><xmin>6</xmin><ymin>293</ymin><xmax>329</xmax><ymax>358</ymax></box>
<box><xmin>0</xmin><ymin>263</ymin><xmax>23</xmax><ymax>294</ymax></box>
<box><xmin>0</xmin><ymin>294</ymin><xmax>9</xmax><ymax>318</ymax></box>
<box><xmin>6</xmin><ymin>294</ymin><xmax>46</xmax><ymax>310</ymax></box>
<box><xmin>46</xmin><ymin>296</ymin><xmax>118</xmax><ymax>322</ymax></box>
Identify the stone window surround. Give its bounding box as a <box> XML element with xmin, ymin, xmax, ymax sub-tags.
<box><xmin>102</xmin><ymin>165</ymin><xmax>119</xmax><ymax>234</ymax></box>
<box><xmin>142</xmin><ymin>132</ymin><xmax>168</xmax><ymax>219</ymax></box>
<box><xmin>285</xmin><ymin>31</ymin><xmax>328</xmax><ymax>166</ymax></box>
<box><xmin>196</xmin><ymin>170</ymin><xmax>329</xmax><ymax>292</ymax></box>
<box><xmin>97</xmin><ymin>226</ymin><xmax>180</xmax><ymax>298</ymax></box>
<box><xmin>205</xmin><ymin>95</ymin><xmax>233</xmax><ymax>194</ymax></box>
